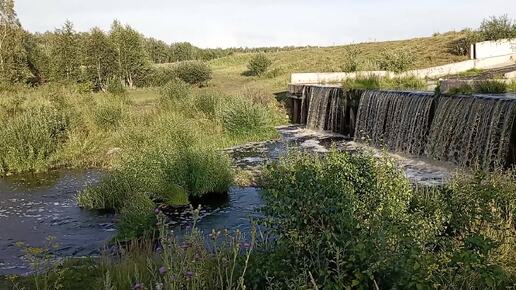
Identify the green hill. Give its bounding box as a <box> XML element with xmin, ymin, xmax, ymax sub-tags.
<box><xmin>204</xmin><ymin>31</ymin><xmax>469</xmax><ymax>95</ymax></box>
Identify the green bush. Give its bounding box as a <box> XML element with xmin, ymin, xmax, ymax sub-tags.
<box><xmin>378</xmin><ymin>49</ymin><xmax>415</xmax><ymax>72</ymax></box>
<box><xmin>342</xmin><ymin>75</ymin><xmax>425</xmax><ymax>90</ymax></box>
<box><xmin>221</xmin><ymin>97</ymin><xmax>271</xmax><ymax>136</ymax></box>
<box><xmin>480</xmin><ymin>15</ymin><xmax>516</xmax><ymax>41</ymax></box>
<box><xmin>341</xmin><ymin>45</ymin><xmax>361</xmax><ymax>72</ymax></box>
<box><xmin>0</xmin><ymin>107</ymin><xmax>69</xmax><ymax>174</ymax></box>
<box><xmin>159</xmin><ymin>78</ymin><xmax>192</xmax><ymax>105</ymax></box>
<box><xmin>259</xmin><ymin>150</ymin><xmax>414</xmax><ymax>288</ymax></box>
<box><xmin>145</xmin><ymin>66</ymin><xmax>177</xmax><ymax>87</ymax></box>
<box><xmin>174</xmin><ymin>60</ymin><xmax>212</xmax><ymax>86</ymax></box>
<box><xmin>256</xmin><ymin>150</ymin><xmax>516</xmax><ymax>289</ymax></box>
<box><xmin>246</xmin><ymin>53</ymin><xmax>272</xmax><ymax>76</ymax></box>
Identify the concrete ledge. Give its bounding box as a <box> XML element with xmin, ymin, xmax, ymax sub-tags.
<box><xmin>291</xmin><ymin>54</ymin><xmax>516</xmax><ymax>84</ymax></box>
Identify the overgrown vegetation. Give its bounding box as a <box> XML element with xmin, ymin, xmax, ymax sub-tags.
<box><xmin>256</xmin><ymin>150</ymin><xmax>516</xmax><ymax>289</ymax></box>
<box><xmin>5</xmin><ymin>151</ymin><xmax>515</xmax><ymax>289</ymax></box>
<box><xmin>341</xmin><ymin>75</ymin><xmax>426</xmax><ymax>90</ymax></box>
<box><xmin>446</xmin><ymin>80</ymin><xmax>509</xmax><ymax>95</ymax></box>
<box><xmin>246</xmin><ymin>53</ymin><xmax>272</xmax><ymax>76</ymax></box>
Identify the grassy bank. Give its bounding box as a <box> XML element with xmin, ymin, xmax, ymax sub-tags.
<box><xmin>202</xmin><ymin>32</ymin><xmax>469</xmax><ymax>95</ymax></box>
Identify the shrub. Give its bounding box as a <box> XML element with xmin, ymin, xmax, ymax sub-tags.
<box><xmin>221</xmin><ymin>97</ymin><xmax>271</xmax><ymax>136</ymax></box>
<box><xmin>146</xmin><ymin>66</ymin><xmax>177</xmax><ymax>87</ymax></box>
<box><xmin>246</xmin><ymin>53</ymin><xmax>272</xmax><ymax>76</ymax></box>
<box><xmin>378</xmin><ymin>49</ymin><xmax>415</xmax><ymax>73</ymax></box>
<box><xmin>259</xmin><ymin>150</ymin><xmax>414</xmax><ymax>288</ymax></box>
<box><xmin>480</xmin><ymin>15</ymin><xmax>516</xmax><ymax>41</ymax></box>
<box><xmin>0</xmin><ymin>107</ymin><xmax>69</xmax><ymax>174</ymax></box>
<box><xmin>174</xmin><ymin>60</ymin><xmax>212</xmax><ymax>86</ymax></box>
<box><xmin>160</xmin><ymin>78</ymin><xmax>192</xmax><ymax>105</ymax></box>
<box><xmin>256</xmin><ymin>150</ymin><xmax>516</xmax><ymax>289</ymax></box>
<box><xmin>341</xmin><ymin>45</ymin><xmax>361</xmax><ymax>72</ymax></box>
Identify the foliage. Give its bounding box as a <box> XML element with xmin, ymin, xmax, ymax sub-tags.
<box><xmin>82</xmin><ymin>27</ymin><xmax>118</xmax><ymax>91</ymax></box>
<box><xmin>109</xmin><ymin>20</ymin><xmax>150</xmax><ymax>88</ymax></box>
<box><xmin>342</xmin><ymin>75</ymin><xmax>426</xmax><ymax>90</ymax></box>
<box><xmin>0</xmin><ymin>107</ymin><xmax>69</xmax><ymax>174</ymax></box>
<box><xmin>49</xmin><ymin>21</ymin><xmax>81</xmax><ymax>82</ymax></box>
<box><xmin>174</xmin><ymin>60</ymin><xmax>212</xmax><ymax>86</ymax></box>
<box><xmin>480</xmin><ymin>15</ymin><xmax>516</xmax><ymax>41</ymax></box>
<box><xmin>0</xmin><ymin>0</ymin><xmax>32</xmax><ymax>84</ymax></box>
<box><xmin>246</xmin><ymin>53</ymin><xmax>272</xmax><ymax>76</ymax></box>
<box><xmin>117</xmin><ymin>192</ymin><xmax>157</xmax><ymax>241</ymax></box>
<box><xmin>378</xmin><ymin>48</ymin><xmax>416</xmax><ymax>72</ymax></box>
<box><xmin>257</xmin><ymin>150</ymin><xmax>516</xmax><ymax>289</ymax></box>
<box><xmin>473</xmin><ymin>80</ymin><xmax>507</xmax><ymax>94</ymax></box>
<box><xmin>160</xmin><ymin>78</ymin><xmax>192</xmax><ymax>104</ymax></box>
<box><xmin>341</xmin><ymin>45</ymin><xmax>361</xmax><ymax>72</ymax></box>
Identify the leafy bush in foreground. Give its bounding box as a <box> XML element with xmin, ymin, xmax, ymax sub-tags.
<box><xmin>257</xmin><ymin>150</ymin><xmax>516</xmax><ymax>289</ymax></box>
<box><xmin>160</xmin><ymin>78</ymin><xmax>192</xmax><ymax>105</ymax></box>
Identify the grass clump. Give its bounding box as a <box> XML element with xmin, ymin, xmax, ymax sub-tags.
<box><xmin>0</xmin><ymin>107</ymin><xmax>70</xmax><ymax>174</ymax></box>
<box><xmin>474</xmin><ymin>80</ymin><xmax>507</xmax><ymax>94</ymax></box>
<box><xmin>342</xmin><ymin>75</ymin><xmax>426</xmax><ymax>90</ymax></box>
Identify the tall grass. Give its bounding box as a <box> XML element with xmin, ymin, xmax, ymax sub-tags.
<box><xmin>342</xmin><ymin>75</ymin><xmax>426</xmax><ymax>90</ymax></box>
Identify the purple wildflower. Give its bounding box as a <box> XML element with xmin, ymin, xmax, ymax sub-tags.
<box><xmin>155</xmin><ymin>208</ymin><xmax>161</xmax><ymax>214</ymax></box>
<box><xmin>185</xmin><ymin>271</ymin><xmax>194</xmax><ymax>279</ymax></box>
<box><xmin>133</xmin><ymin>283</ymin><xmax>143</xmax><ymax>289</ymax></box>
<box><xmin>241</xmin><ymin>242</ymin><xmax>251</xmax><ymax>250</ymax></box>
<box><xmin>159</xmin><ymin>266</ymin><xmax>167</xmax><ymax>275</ymax></box>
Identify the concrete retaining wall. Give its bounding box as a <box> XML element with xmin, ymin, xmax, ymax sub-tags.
<box><xmin>291</xmin><ymin>54</ymin><xmax>516</xmax><ymax>84</ymax></box>
<box><xmin>473</xmin><ymin>39</ymin><xmax>516</xmax><ymax>59</ymax></box>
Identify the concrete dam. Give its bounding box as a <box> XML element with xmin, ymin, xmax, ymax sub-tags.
<box><xmin>287</xmin><ymin>84</ymin><xmax>516</xmax><ymax>169</ymax></box>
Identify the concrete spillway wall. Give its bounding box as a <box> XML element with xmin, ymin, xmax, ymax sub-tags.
<box><xmin>287</xmin><ymin>84</ymin><xmax>516</xmax><ymax>169</ymax></box>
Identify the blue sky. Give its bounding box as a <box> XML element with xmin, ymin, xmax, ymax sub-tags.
<box><xmin>15</xmin><ymin>0</ymin><xmax>516</xmax><ymax>48</ymax></box>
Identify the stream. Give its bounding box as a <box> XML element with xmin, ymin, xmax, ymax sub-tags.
<box><xmin>0</xmin><ymin>125</ymin><xmax>454</xmax><ymax>275</ymax></box>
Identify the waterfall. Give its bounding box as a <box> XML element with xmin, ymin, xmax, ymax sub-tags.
<box><xmin>426</xmin><ymin>95</ymin><xmax>516</xmax><ymax>168</ymax></box>
<box><xmin>354</xmin><ymin>90</ymin><xmax>435</xmax><ymax>156</ymax></box>
<box><xmin>300</xmin><ymin>86</ymin><xmax>359</xmax><ymax>136</ymax></box>
<box><xmin>289</xmin><ymin>83</ymin><xmax>516</xmax><ymax>169</ymax></box>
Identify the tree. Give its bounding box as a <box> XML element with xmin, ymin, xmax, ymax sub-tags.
<box><xmin>110</xmin><ymin>21</ymin><xmax>149</xmax><ymax>88</ymax></box>
<box><xmin>49</xmin><ymin>20</ymin><xmax>81</xmax><ymax>82</ymax></box>
<box><xmin>170</xmin><ymin>42</ymin><xmax>198</xmax><ymax>62</ymax></box>
<box><xmin>0</xmin><ymin>0</ymin><xmax>31</xmax><ymax>84</ymax></box>
<box><xmin>83</xmin><ymin>27</ymin><xmax>117</xmax><ymax>91</ymax></box>
<box><xmin>480</xmin><ymin>15</ymin><xmax>516</xmax><ymax>41</ymax></box>
<box><xmin>145</xmin><ymin>37</ymin><xmax>171</xmax><ymax>63</ymax></box>
<box><xmin>246</xmin><ymin>53</ymin><xmax>272</xmax><ymax>76</ymax></box>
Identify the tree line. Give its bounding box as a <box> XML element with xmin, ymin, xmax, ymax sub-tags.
<box><xmin>0</xmin><ymin>0</ymin><xmax>308</xmax><ymax>90</ymax></box>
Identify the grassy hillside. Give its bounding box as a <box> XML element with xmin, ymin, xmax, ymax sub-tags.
<box><xmin>205</xmin><ymin>31</ymin><xmax>469</xmax><ymax>95</ymax></box>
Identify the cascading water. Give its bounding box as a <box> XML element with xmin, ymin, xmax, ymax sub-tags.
<box><xmin>354</xmin><ymin>90</ymin><xmax>435</xmax><ymax>156</ymax></box>
<box><xmin>299</xmin><ymin>86</ymin><xmax>359</xmax><ymax>136</ymax></box>
<box><xmin>426</xmin><ymin>94</ymin><xmax>516</xmax><ymax>168</ymax></box>
<box><xmin>289</xmin><ymin>83</ymin><xmax>516</xmax><ymax>169</ymax></box>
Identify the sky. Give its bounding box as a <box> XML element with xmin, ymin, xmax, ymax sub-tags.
<box><xmin>14</xmin><ymin>0</ymin><xmax>516</xmax><ymax>48</ymax></box>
